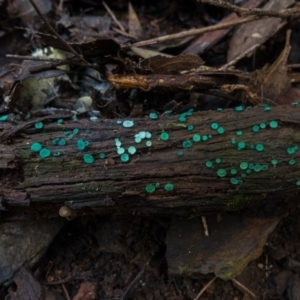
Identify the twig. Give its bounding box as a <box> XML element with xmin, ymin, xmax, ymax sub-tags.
<box><xmin>231</xmin><ymin>278</ymin><xmax>256</xmax><ymax>299</ymax></box>
<box><xmin>121</xmin><ymin>259</ymin><xmax>150</xmax><ymax>300</ymax></box>
<box><xmin>5</xmin><ymin>54</ymin><xmax>97</xmax><ymax>72</ymax></box>
<box><xmin>220</xmin><ymin>44</ymin><xmax>260</xmax><ymax>70</ymax></box>
<box><xmin>194</xmin><ymin>277</ymin><xmax>216</xmax><ymax>300</ymax></box>
<box><xmin>102</xmin><ymin>1</ymin><xmax>126</xmax><ymax>33</ymax></box>
<box><xmin>131</xmin><ymin>16</ymin><xmax>258</xmax><ymax>47</ymax></box>
<box><xmin>198</xmin><ymin>0</ymin><xmax>300</xmax><ymax>19</ymax></box>
<box><xmin>61</xmin><ymin>283</ymin><xmax>71</xmax><ymax>300</ymax></box>
<box><xmin>201</xmin><ymin>216</ymin><xmax>209</xmax><ymax>236</ymax></box>
<box><xmin>28</xmin><ymin>0</ymin><xmax>89</xmax><ymax>65</ymax></box>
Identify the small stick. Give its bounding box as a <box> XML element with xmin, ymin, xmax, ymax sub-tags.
<box><xmin>194</xmin><ymin>277</ymin><xmax>216</xmax><ymax>300</ymax></box>
<box><xmin>121</xmin><ymin>259</ymin><xmax>150</xmax><ymax>300</ymax></box>
<box><xmin>131</xmin><ymin>16</ymin><xmax>258</xmax><ymax>47</ymax></box>
<box><xmin>201</xmin><ymin>216</ymin><xmax>209</xmax><ymax>236</ymax></box>
<box><xmin>231</xmin><ymin>278</ymin><xmax>256</xmax><ymax>299</ymax></box>
<box><xmin>199</xmin><ymin>0</ymin><xmax>300</xmax><ymax>19</ymax></box>
<box><xmin>102</xmin><ymin>1</ymin><xmax>126</xmax><ymax>33</ymax></box>
<box><xmin>61</xmin><ymin>283</ymin><xmax>71</xmax><ymax>300</ymax></box>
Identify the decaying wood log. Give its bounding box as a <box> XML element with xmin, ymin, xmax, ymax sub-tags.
<box><xmin>0</xmin><ymin>105</ymin><xmax>300</xmax><ymax>221</ymax></box>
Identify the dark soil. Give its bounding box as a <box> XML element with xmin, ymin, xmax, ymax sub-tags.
<box><xmin>28</xmin><ymin>207</ymin><xmax>300</xmax><ymax>300</ymax></box>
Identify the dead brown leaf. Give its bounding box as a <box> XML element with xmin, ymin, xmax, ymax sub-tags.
<box><xmin>128</xmin><ymin>2</ymin><xmax>142</xmax><ymax>39</ymax></box>
<box><xmin>228</xmin><ymin>0</ymin><xmax>295</xmax><ymax>62</ymax></box>
<box><xmin>141</xmin><ymin>54</ymin><xmax>204</xmax><ymax>74</ymax></box>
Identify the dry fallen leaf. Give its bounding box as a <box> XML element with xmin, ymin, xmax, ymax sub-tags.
<box><xmin>228</xmin><ymin>0</ymin><xmax>295</xmax><ymax>62</ymax></box>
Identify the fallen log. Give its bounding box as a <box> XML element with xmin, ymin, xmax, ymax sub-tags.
<box><xmin>0</xmin><ymin>105</ymin><xmax>300</xmax><ymax>221</ymax></box>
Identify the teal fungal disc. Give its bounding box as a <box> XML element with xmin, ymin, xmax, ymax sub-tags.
<box><xmin>139</xmin><ymin>131</ymin><xmax>146</xmax><ymax>139</ymax></box>
<box><xmin>193</xmin><ymin>134</ymin><xmax>201</xmax><ymax>142</ymax></box>
<box><xmin>58</xmin><ymin>139</ymin><xmax>66</xmax><ymax>146</ymax></box>
<box><xmin>217</xmin><ymin>169</ymin><xmax>227</xmax><ymax>177</ymax></box>
<box><xmin>202</xmin><ymin>135</ymin><xmax>208</xmax><ymax>141</ymax></box>
<box><xmin>165</xmin><ymin>110</ymin><xmax>172</xmax><ymax>115</ymax></box>
<box><xmin>149</xmin><ymin>112</ymin><xmax>159</xmax><ymax>120</ymax></box>
<box><xmin>73</xmin><ymin>128</ymin><xmax>79</xmax><ymax>135</ymax></box>
<box><xmin>269</xmin><ymin>120</ymin><xmax>278</xmax><ymax>128</ymax></box>
<box><xmin>230</xmin><ymin>169</ymin><xmax>237</xmax><ymax>175</ymax></box>
<box><xmin>145</xmin><ymin>132</ymin><xmax>152</xmax><ymax>139</ymax></box>
<box><xmin>236</xmin><ymin>130</ymin><xmax>243</xmax><ymax>136</ymax></box>
<box><xmin>237</xmin><ymin>141</ymin><xmax>246</xmax><ymax>150</ymax></box>
<box><xmin>211</xmin><ymin>123</ymin><xmax>219</xmax><ymax>130</ymax></box>
<box><xmin>63</xmin><ymin>131</ymin><xmax>69</xmax><ymax>136</ymax></box>
<box><xmin>187</xmin><ymin>109</ymin><xmax>194</xmax><ymax>115</ymax></box>
<box><xmin>255</xmin><ymin>144</ymin><xmax>264</xmax><ymax>152</ymax></box>
<box><xmin>128</xmin><ymin>146</ymin><xmax>136</xmax><ymax>155</ymax></box>
<box><xmin>235</xmin><ymin>106</ymin><xmax>243</xmax><ymax>112</ymax></box>
<box><xmin>252</xmin><ymin>125</ymin><xmax>260</xmax><ymax>132</ymax></box>
<box><xmin>35</xmin><ymin>121</ymin><xmax>43</xmax><ymax>129</ymax></box>
<box><xmin>289</xmin><ymin>159</ymin><xmax>296</xmax><ymax>165</ymax></box>
<box><xmin>83</xmin><ymin>154</ymin><xmax>94</xmax><ymax>164</ymax></box>
<box><xmin>90</xmin><ymin>116</ymin><xmax>98</xmax><ymax>122</ymax></box>
<box><xmin>254</xmin><ymin>165</ymin><xmax>262</xmax><ymax>172</ymax></box>
<box><xmin>230</xmin><ymin>178</ymin><xmax>239</xmax><ymax>185</ymax></box>
<box><xmin>239</xmin><ymin>162</ymin><xmax>248</xmax><ymax>170</ymax></box>
<box><xmin>206</xmin><ymin>161</ymin><xmax>213</xmax><ymax>168</ymax></box>
<box><xmin>31</xmin><ymin>142</ymin><xmax>42</xmax><ymax>152</ymax></box>
<box><xmin>135</xmin><ymin>136</ymin><xmax>142</xmax><ymax>143</ymax></box>
<box><xmin>297</xmin><ymin>180</ymin><xmax>300</xmax><ymax>186</ymax></box>
<box><xmin>52</xmin><ymin>138</ymin><xmax>59</xmax><ymax>145</ymax></box>
<box><xmin>183</xmin><ymin>140</ymin><xmax>192</xmax><ymax>148</ymax></box>
<box><xmin>160</xmin><ymin>132</ymin><xmax>169</xmax><ymax>141</ymax></box>
<box><xmin>117</xmin><ymin>120</ymin><xmax>122</xmax><ymax>124</ymax></box>
<box><xmin>287</xmin><ymin>147</ymin><xmax>296</xmax><ymax>155</ymax></box>
<box><xmin>99</xmin><ymin>153</ymin><xmax>105</xmax><ymax>159</ymax></box>
<box><xmin>121</xmin><ymin>153</ymin><xmax>130</xmax><ymax>162</ymax></box>
<box><xmin>260</xmin><ymin>123</ymin><xmax>266</xmax><ymax>129</ymax></box>
<box><xmin>178</xmin><ymin>115</ymin><xmax>186</xmax><ymax>122</ymax></box>
<box><xmin>115</xmin><ymin>139</ymin><xmax>122</xmax><ymax>147</ymax></box>
<box><xmin>117</xmin><ymin>147</ymin><xmax>125</xmax><ymax>155</ymax></box>
<box><xmin>231</xmin><ymin>138</ymin><xmax>236</xmax><ymax>144</ymax></box>
<box><xmin>123</xmin><ymin>120</ymin><xmax>134</xmax><ymax>128</ymax></box>
<box><xmin>146</xmin><ymin>184</ymin><xmax>156</xmax><ymax>193</ymax></box>
<box><xmin>0</xmin><ymin>115</ymin><xmax>8</xmax><ymax>122</ymax></box>
<box><xmin>177</xmin><ymin>151</ymin><xmax>183</xmax><ymax>156</ymax></box>
<box><xmin>39</xmin><ymin>148</ymin><xmax>51</xmax><ymax>158</ymax></box>
<box><xmin>77</xmin><ymin>139</ymin><xmax>86</xmax><ymax>150</ymax></box>
<box><xmin>261</xmin><ymin>165</ymin><xmax>268</xmax><ymax>170</ymax></box>
<box><xmin>217</xmin><ymin>127</ymin><xmax>225</xmax><ymax>134</ymax></box>
<box><xmin>146</xmin><ymin>141</ymin><xmax>152</xmax><ymax>147</ymax></box>
<box><xmin>187</xmin><ymin>125</ymin><xmax>194</xmax><ymax>131</ymax></box>
<box><xmin>57</xmin><ymin>119</ymin><xmax>63</xmax><ymax>124</ymax></box>
<box><xmin>271</xmin><ymin>159</ymin><xmax>278</xmax><ymax>165</ymax></box>
<box><xmin>53</xmin><ymin>151</ymin><xmax>61</xmax><ymax>156</ymax></box>
<box><xmin>215</xmin><ymin>158</ymin><xmax>221</xmax><ymax>164</ymax></box>
<box><xmin>164</xmin><ymin>183</ymin><xmax>174</xmax><ymax>191</ymax></box>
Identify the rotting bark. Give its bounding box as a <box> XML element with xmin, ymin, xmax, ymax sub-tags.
<box><xmin>1</xmin><ymin>105</ymin><xmax>300</xmax><ymax>221</ymax></box>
